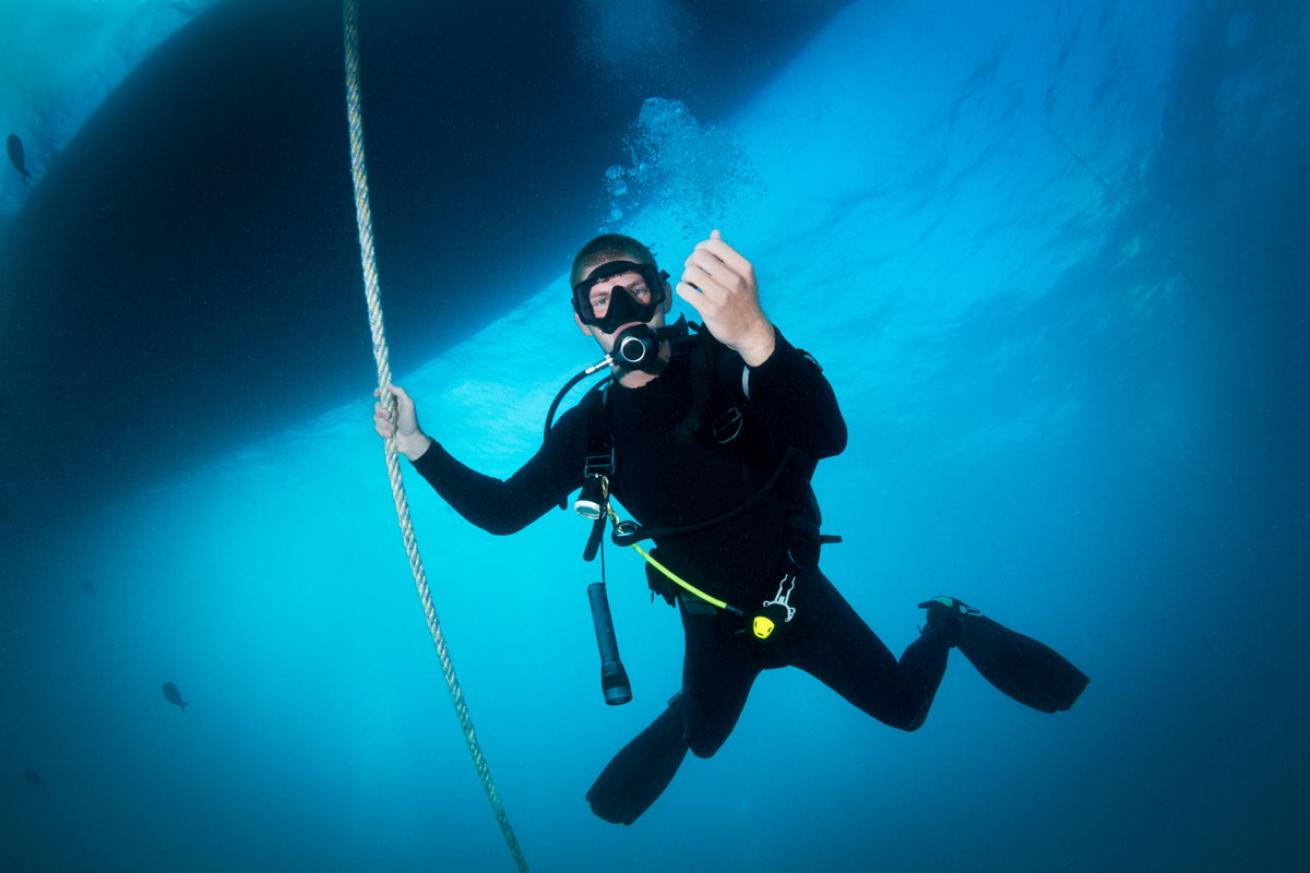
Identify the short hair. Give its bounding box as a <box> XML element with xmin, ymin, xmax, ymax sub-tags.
<box><xmin>570</xmin><ymin>234</ymin><xmax>657</xmax><ymax>287</ymax></box>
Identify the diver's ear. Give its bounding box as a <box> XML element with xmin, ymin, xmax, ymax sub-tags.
<box><xmin>574</xmin><ymin>311</ymin><xmax>595</xmax><ymax>337</ymax></box>
<box><xmin>662</xmin><ymin>276</ymin><xmax>673</xmax><ymax>312</ymax></box>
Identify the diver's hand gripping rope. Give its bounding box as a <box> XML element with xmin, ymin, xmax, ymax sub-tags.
<box><xmin>342</xmin><ymin>2</ymin><xmax>528</xmax><ymax>870</ymax></box>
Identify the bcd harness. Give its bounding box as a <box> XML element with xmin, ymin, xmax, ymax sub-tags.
<box><xmin>549</xmin><ymin>320</ymin><xmax>841</xmax><ymax>640</ymax></box>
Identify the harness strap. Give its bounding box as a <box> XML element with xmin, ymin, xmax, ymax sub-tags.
<box><xmin>609</xmin><ymin>448</ymin><xmax>799</xmax><ymax>547</ymax></box>
<box><xmin>624</xmin><ymin>533</ymin><xmax>744</xmax><ymax>617</ymax></box>
<box><xmin>611</xmin><ymin>502</ymin><xmax>799</xmax><ymax>642</ymax></box>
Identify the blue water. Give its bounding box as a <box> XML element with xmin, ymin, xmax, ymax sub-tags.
<box><xmin>3</xmin><ymin>1</ymin><xmax>1308</xmax><ymax>870</ymax></box>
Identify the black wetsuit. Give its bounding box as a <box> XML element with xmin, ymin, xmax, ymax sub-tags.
<box><xmin>412</xmin><ymin>328</ymin><xmax>954</xmax><ymax>819</ymax></box>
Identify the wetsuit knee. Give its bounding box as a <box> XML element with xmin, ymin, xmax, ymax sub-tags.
<box><xmin>687</xmin><ymin>731</ymin><xmax>728</xmax><ymax>758</ymax></box>
<box><xmin>683</xmin><ymin>709</ymin><xmax>733</xmax><ymax>758</ymax></box>
<box><xmin>887</xmin><ymin>709</ymin><xmax>928</xmax><ymax>733</ymax></box>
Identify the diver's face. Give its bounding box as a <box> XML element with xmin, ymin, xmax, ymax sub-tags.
<box><xmin>574</xmin><ymin>265</ymin><xmax>668</xmax><ymax>352</ymax></box>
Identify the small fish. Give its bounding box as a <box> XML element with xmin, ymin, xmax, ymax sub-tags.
<box><xmin>162</xmin><ymin>681</ymin><xmax>188</xmax><ymax>711</ymax></box>
<box><xmin>23</xmin><ymin>769</ymin><xmax>46</xmax><ymax>786</ymax></box>
<box><xmin>7</xmin><ymin>134</ymin><xmax>29</xmax><ymax>181</ymax></box>
<box><xmin>81</xmin><ymin>581</ymin><xmax>97</xmax><ymax>595</ymax></box>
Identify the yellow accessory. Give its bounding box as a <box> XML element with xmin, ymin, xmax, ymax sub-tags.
<box><xmin>607</xmin><ymin>506</ymin><xmax>735</xmax><ymax>613</ymax></box>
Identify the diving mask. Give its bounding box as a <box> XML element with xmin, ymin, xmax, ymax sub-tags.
<box><xmin>572</xmin><ymin>260</ymin><xmax>669</xmax><ymax>334</ymax></box>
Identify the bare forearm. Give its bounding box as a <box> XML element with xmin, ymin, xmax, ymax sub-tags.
<box><xmin>395</xmin><ymin>431</ymin><xmax>432</xmax><ymax>462</ymax></box>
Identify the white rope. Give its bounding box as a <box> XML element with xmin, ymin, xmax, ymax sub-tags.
<box><xmin>342</xmin><ymin>2</ymin><xmax>529</xmax><ymax>869</ymax></box>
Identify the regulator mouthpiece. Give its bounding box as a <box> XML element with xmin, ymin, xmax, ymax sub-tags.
<box><xmin>612</xmin><ymin>324</ymin><xmax>666</xmax><ymax>373</ymax></box>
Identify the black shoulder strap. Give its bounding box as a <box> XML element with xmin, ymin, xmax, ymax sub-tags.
<box><xmin>676</xmin><ymin>328</ymin><xmax>715</xmax><ymax>438</ymax></box>
<box><xmin>584</xmin><ymin>380</ymin><xmax>615</xmax><ymax>478</ymax></box>
<box><xmin>675</xmin><ymin>322</ymin><xmax>748</xmax><ymax>441</ymax></box>
<box><xmin>554</xmin><ymin>379</ymin><xmax>611</xmax><ymax>511</ymax></box>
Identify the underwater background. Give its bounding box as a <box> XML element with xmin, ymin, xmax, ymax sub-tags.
<box><xmin>2</xmin><ymin>1</ymin><xmax>1307</xmax><ymax>871</ymax></box>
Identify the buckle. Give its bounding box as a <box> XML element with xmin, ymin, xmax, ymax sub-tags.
<box><xmin>583</xmin><ymin>449</ymin><xmax>614</xmax><ymax>479</ymax></box>
<box><xmin>711</xmin><ymin>407</ymin><xmax>743</xmax><ymax>444</ymax></box>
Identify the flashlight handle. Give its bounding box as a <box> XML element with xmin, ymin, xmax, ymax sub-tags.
<box><xmin>587</xmin><ymin>582</ymin><xmax>632</xmax><ymax>706</ymax></box>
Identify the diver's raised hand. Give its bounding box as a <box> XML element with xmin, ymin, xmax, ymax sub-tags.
<box><xmin>373</xmin><ymin>385</ymin><xmax>431</xmax><ymax>461</ymax></box>
<box><xmin>676</xmin><ymin>229</ymin><xmax>776</xmax><ymax>366</ymax></box>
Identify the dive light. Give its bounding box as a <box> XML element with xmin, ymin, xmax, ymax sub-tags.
<box><xmin>587</xmin><ymin>582</ymin><xmax>632</xmax><ymax>705</ymax></box>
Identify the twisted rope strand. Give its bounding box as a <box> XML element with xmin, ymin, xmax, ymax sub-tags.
<box><xmin>342</xmin><ymin>2</ymin><xmax>529</xmax><ymax>869</ymax></box>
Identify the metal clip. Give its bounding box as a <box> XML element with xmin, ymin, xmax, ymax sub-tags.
<box><xmin>762</xmin><ymin>572</ymin><xmax>798</xmax><ymax>623</ymax></box>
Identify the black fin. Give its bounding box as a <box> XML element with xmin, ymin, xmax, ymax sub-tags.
<box><xmin>956</xmin><ymin>614</ymin><xmax>1089</xmax><ymax>713</ymax></box>
<box><xmin>586</xmin><ymin>696</ymin><xmax>689</xmax><ymax>824</ymax></box>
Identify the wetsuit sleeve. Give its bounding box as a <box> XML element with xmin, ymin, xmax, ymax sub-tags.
<box><xmin>740</xmin><ymin>327</ymin><xmax>848</xmax><ymax>458</ymax></box>
<box><xmin>409</xmin><ymin>404</ymin><xmax>587</xmax><ymax>535</ymax></box>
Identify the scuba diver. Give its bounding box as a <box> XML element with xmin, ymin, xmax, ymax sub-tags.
<box><xmin>372</xmin><ymin>230</ymin><xmax>1088</xmax><ymax>825</ymax></box>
